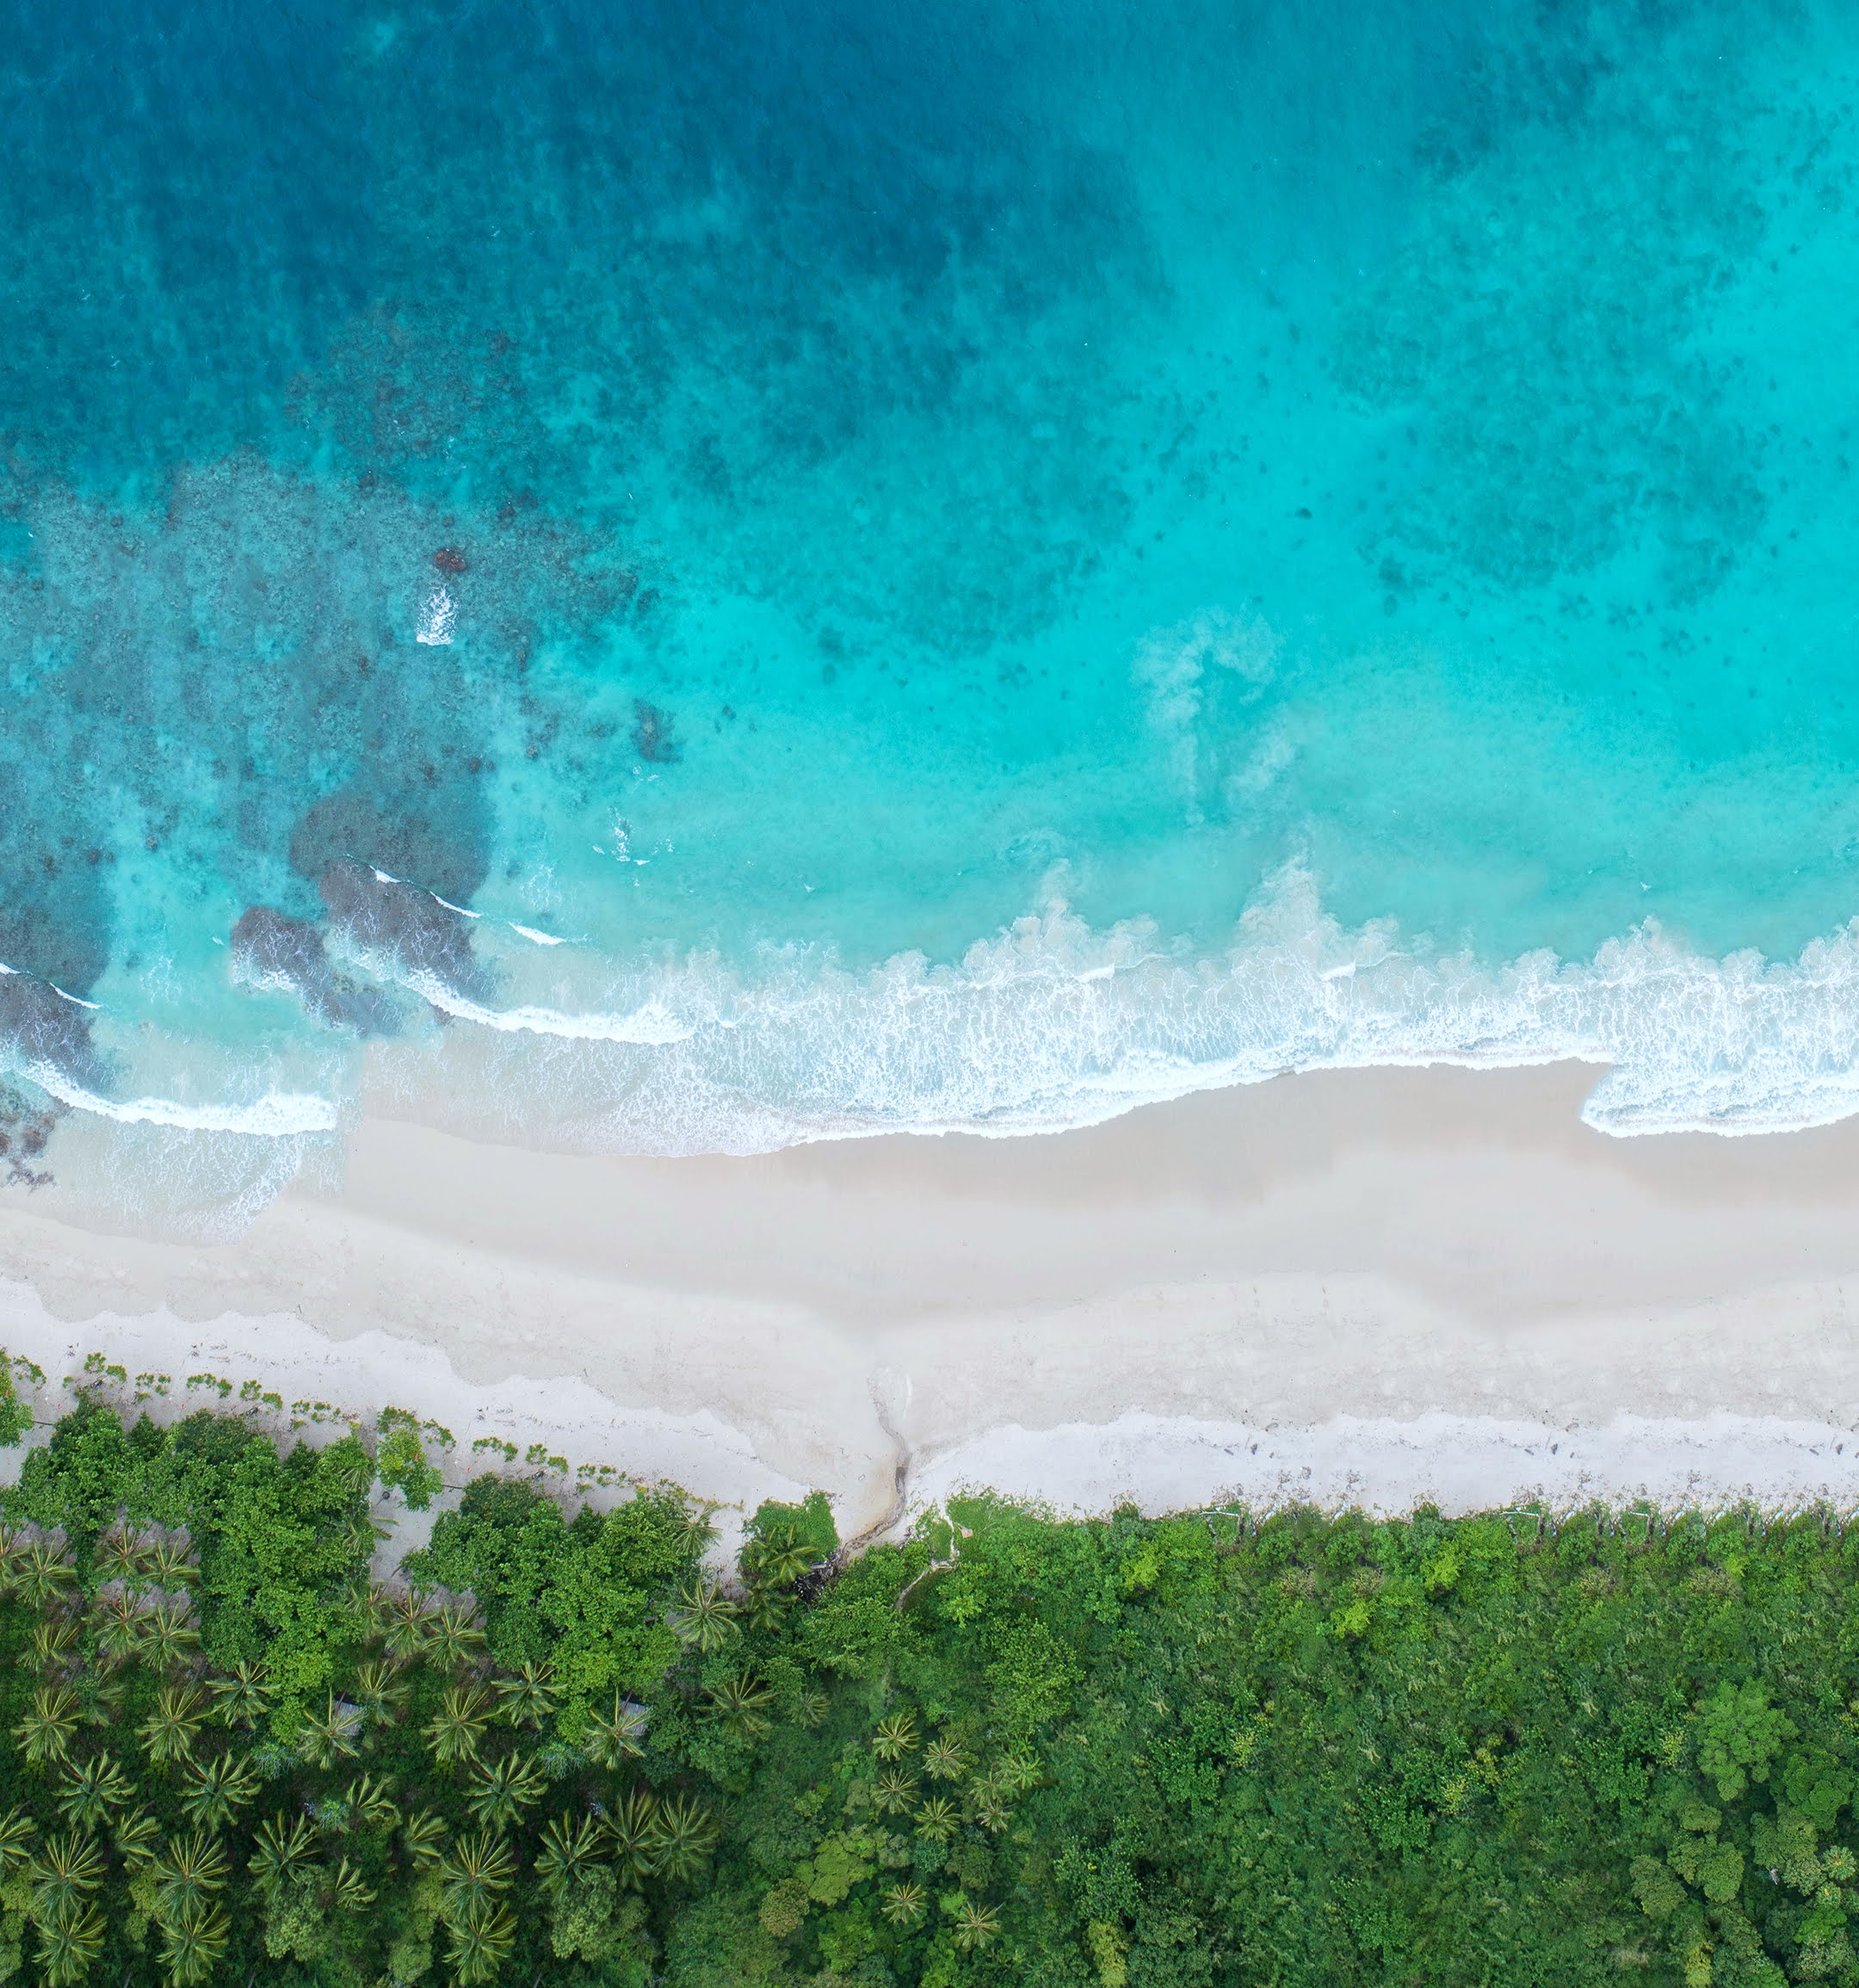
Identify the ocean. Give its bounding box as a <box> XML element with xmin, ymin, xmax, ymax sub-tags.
<box><xmin>3</xmin><ymin>0</ymin><xmax>1859</xmax><ymax>1232</ymax></box>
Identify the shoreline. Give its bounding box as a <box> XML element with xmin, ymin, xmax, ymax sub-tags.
<box><xmin>8</xmin><ymin>1059</ymin><xmax>1859</xmax><ymax>1530</ymax></box>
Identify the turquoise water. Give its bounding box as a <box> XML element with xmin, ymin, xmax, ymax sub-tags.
<box><xmin>4</xmin><ymin>0</ymin><xmax>1859</xmax><ymax>1230</ymax></box>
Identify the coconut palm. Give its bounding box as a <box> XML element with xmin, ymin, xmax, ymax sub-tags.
<box><xmin>296</xmin><ymin>1693</ymin><xmax>365</xmax><ymax>1769</ymax></box>
<box><xmin>93</xmin><ymin>1522</ymin><xmax>152</xmax><ymax>1584</ymax></box>
<box><xmin>913</xmin><ymin>1795</ymin><xmax>958</xmax><ymax>1843</ymax></box>
<box><xmin>951</xmin><ymin>1899</ymin><xmax>1001</xmax><ymax>1951</ymax></box>
<box><xmin>581</xmin><ymin>1691</ymin><xmax>648</xmax><ymax>1769</ymax></box>
<box><xmin>351</xmin><ymin>1658</ymin><xmax>409</xmax><ymax>1725</ymax></box>
<box><xmin>135</xmin><ymin>1600</ymin><xmax>200</xmax><ymax>1672</ymax></box>
<box><xmin>738</xmin><ymin>1582</ymin><xmax>791</xmax><ymax>1634</ymax></box>
<box><xmin>178</xmin><ymin>1752</ymin><xmax>258</xmax><ymax>1831</ymax></box>
<box><xmin>342</xmin><ymin>1773</ymin><xmax>399</xmax><ymax>1830</ymax></box>
<box><xmin>145</xmin><ymin>1535</ymin><xmax>198</xmax><ymax>1590</ymax></box>
<box><xmin>667</xmin><ymin>1578</ymin><xmax>740</xmax><ymax>1654</ymax></box>
<box><xmin>1000</xmin><ymin>1750</ymin><xmax>1042</xmax><ymax>1793</ymax></box>
<box><xmin>0</xmin><ymin>1805</ymin><xmax>35</xmax><ymax>1868</ymax></box>
<box><xmin>31</xmin><ymin>1615</ymin><xmax>80</xmax><ymax>1671</ymax></box>
<box><xmin>882</xmin><ymin>1880</ymin><xmax>927</xmax><ymax>1926</ymax></box>
<box><xmin>29</xmin><ymin>1832</ymin><xmax>106</xmax><ymax>1920</ymax></box>
<box><xmin>250</xmin><ymin>1814</ymin><xmax>316</xmax><ymax>1896</ymax></box>
<box><xmin>15</xmin><ymin>1684</ymin><xmax>82</xmax><ymax>1766</ymax></box>
<box><xmin>645</xmin><ymin>1793</ymin><xmax>719</xmax><ymax>1882</ymax></box>
<box><xmin>9</xmin><ymin>1535</ymin><xmax>77</xmax><ymax>1609</ymax></box>
<box><xmin>493</xmin><ymin>1660</ymin><xmax>558</xmax><ymax>1729</ymax></box>
<box><xmin>330</xmin><ymin>1855</ymin><xmax>375</xmax><ymax>1911</ymax></box>
<box><xmin>151</xmin><ymin>1832</ymin><xmax>229</xmax><ymax>1925</ymax></box>
<box><xmin>32</xmin><ymin>1899</ymin><xmax>105</xmax><ymax>1987</ymax></box>
<box><xmin>465</xmin><ymin>1752</ymin><xmax>547</xmax><ymax>1829</ymax></box>
<box><xmin>402</xmin><ymin>1808</ymin><xmax>448</xmax><ymax>1871</ymax></box>
<box><xmin>704</xmin><ymin>1672</ymin><xmax>775</xmax><ymax>1739</ymax></box>
<box><xmin>444</xmin><ymin>1900</ymin><xmax>516</xmax><ymax>1986</ymax></box>
<box><xmin>423</xmin><ymin>1682</ymin><xmax>492</xmax><ymax>1767</ymax></box>
<box><xmin>206</xmin><ymin>1661</ymin><xmax>273</xmax><ymax>1731</ymax></box>
<box><xmin>536</xmin><ymin>1813</ymin><xmax>603</xmax><ymax>1896</ymax></box>
<box><xmin>113</xmin><ymin>1806</ymin><xmax>161</xmax><ymax>1868</ymax></box>
<box><xmin>158</xmin><ymin>1901</ymin><xmax>231</xmax><ymax>1986</ymax></box>
<box><xmin>439</xmin><ymin>1831</ymin><xmax>516</xmax><ymax>1921</ymax></box>
<box><xmin>794</xmin><ymin>1688</ymin><xmax>830</xmax><ymax>1729</ymax></box>
<box><xmin>972</xmin><ymin>1787</ymin><xmax>1012</xmax><ymax>1833</ymax></box>
<box><xmin>379</xmin><ymin>1587</ymin><xmax>435</xmax><ymax>1664</ymax></box>
<box><xmin>872</xmin><ymin>1712</ymin><xmax>918</xmax><ymax>1761</ymax></box>
<box><xmin>54</xmin><ymin>1751</ymin><xmax>131</xmax><ymax>1830</ymax></box>
<box><xmin>137</xmin><ymin>1684</ymin><xmax>205</xmax><ymax>1767</ymax></box>
<box><xmin>90</xmin><ymin>1587</ymin><xmax>150</xmax><ymax>1664</ymax></box>
<box><xmin>923</xmin><ymin>1735</ymin><xmax>968</xmax><ymax>1781</ymax></box>
<box><xmin>606</xmin><ymin>1787</ymin><xmax>659</xmax><ymax>1888</ymax></box>
<box><xmin>872</xmin><ymin>1768</ymin><xmax>918</xmax><ymax>1816</ymax></box>
<box><xmin>424</xmin><ymin>1600</ymin><xmax>487</xmax><ymax>1673</ymax></box>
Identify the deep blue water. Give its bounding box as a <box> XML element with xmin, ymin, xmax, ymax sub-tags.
<box><xmin>4</xmin><ymin>0</ymin><xmax>1859</xmax><ymax>1230</ymax></box>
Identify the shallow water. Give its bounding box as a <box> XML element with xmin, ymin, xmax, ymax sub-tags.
<box><xmin>4</xmin><ymin>0</ymin><xmax>1859</xmax><ymax>1229</ymax></box>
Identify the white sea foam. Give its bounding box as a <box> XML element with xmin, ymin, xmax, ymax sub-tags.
<box><xmin>415</xmin><ymin>586</ymin><xmax>455</xmax><ymax>645</ymax></box>
<box><xmin>360</xmin><ymin>864</ymin><xmax>1859</xmax><ymax>1153</ymax></box>
<box><xmin>26</xmin><ymin>1065</ymin><xmax>339</xmax><ymax>1136</ymax></box>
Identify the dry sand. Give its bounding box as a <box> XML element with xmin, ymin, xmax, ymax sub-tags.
<box><xmin>7</xmin><ymin>1059</ymin><xmax>1859</xmax><ymax>1534</ymax></box>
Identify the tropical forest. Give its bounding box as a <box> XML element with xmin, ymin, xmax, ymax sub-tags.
<box><xmin>0</xmin><ymin>1362</ymin><xmax>1856</xmax><ymax>1988</ymax></box>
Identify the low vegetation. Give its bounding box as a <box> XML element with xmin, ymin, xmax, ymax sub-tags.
<box><xmin>3</xmin><ymin>1390</ymin><xmax>1858</xmax><ymax>1986</ymax></box>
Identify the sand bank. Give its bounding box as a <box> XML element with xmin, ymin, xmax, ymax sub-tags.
<box><xmin>7</xmin><ymin>1060</ymin><xmax>1859</xmax><ymax>1533</ymax></box>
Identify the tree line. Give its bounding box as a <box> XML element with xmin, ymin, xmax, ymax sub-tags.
<box><xmin>2</xmin><ymin>1376</ymin><xmax>1857</xmax><ymax>1986</ymax></box>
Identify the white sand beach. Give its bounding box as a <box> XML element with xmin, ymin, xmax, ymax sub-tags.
<box><xmin>8</xmin><ymin>1059</ymin><xmax>1859</xmax><ymax>1533</ymax></box>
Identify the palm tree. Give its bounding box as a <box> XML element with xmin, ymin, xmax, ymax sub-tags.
<box><xmin>444</xmin><ymin>1900</ymin><xmax>516</xmax><ymax>1986</ymax></box>
<box><xmin>351</xmin><ymin>1658</ymin><xmax>408</xmax><ymax>1725</ymax></box>
<box><xmin>666</xmin><ymin>1579</ymin><xmax>740</xmax><ymax>1654</ymax></box>
<box><xmin>423</xmin><ymin>1682</ymin><xmax>491</xmax><ymax>1767</ymax></box>
<box><xmin>250</xmin><ymin>1814</ymin><xmax>316</xmax><ymax>1896</ymax></box>
<box><xmin>0</xmin><ymin>1805</ymin><xmax>35</xmax><ymax>1869</ymax></box>
<box><xmin>738</xmin><ymin>1583</ymin><xmax>791</xmax><ymax>1634</ymax></box>
<box><xmin>93</xmin><ymin>1522</ymin><xmax>151</xmax><ymax>1585</ymax></box>
<box><xmin>112</xmin><ymin>1806</ymin><xmax>161</xmax><ymax>1868</ymax></box>
<box><xmin>535</xmin><ymin>1813</ymin><xmax>603</xmax><ymax>1897</ymax></box>
<box><xmin>342</xmin><ymin>1773</ymin><xmax>399</xmax><ymax>1830</ymax></box>
<box><xmin>881</xmin><ymin>1880</ymin><xmax>927</xmax><ymax>1926</ymax></box>
<box><xmin>330</xmin><ymin>1855</ymin><xmax>375</xmax><ymax>1911</ymax></box>
<box><xmin>424</xmin><ymin>1600</ymin><xmax>487</xmax><ymax>1672</ymax></box>
<box><xmin>379</xmin><ymin>1586</ymin><xmax>435</xmax><ymax>1664</ymax></box>
<box><xmin>923</xmin><ymin>1735</ymin><xmax>968</xmax><ymax>1781</ymax></box>
<box><xmin>9</xmin><ymin>1535</ymin><xmax>77</xmax><ymax>1609</ymax></box>
<box><xmin>31</xmin><ymin>1615</ymin><xmax>80</xmax><ymax>1671</ymax></box>
<box><xmin>157</xmin><ymin>1901</ymin><xmax>230</xmax><ymax>1987</ymax></box>
<box><xmin>465</xmin><ymin>1752</ymin><xmax>546</xmax><ymax>1830</ymax></box>
<box><xmin>794</xmin><ymin>1688</ymin><xmax>830</xmax><ymax>1729</ymax></box>
<box><xmin>90</xmin><ymin>1587</ymin><xmax>150</xmax><ymax>1664</ymax></box>
<box><xmin>493</xmin><ymin>1659</ymin><xmax>559</xmax><ymax>1729</ymax></box>
<box><xmin>645</xmin><ymin>1793</ymin><xmax>719</xmax><ymax>1882</ymax></box>
<box><xmin>207</xmin><ymin>1661</ymin><xmax>273</xmax><ymax>1731</ymax></box>
<box><xmin>972</xmin><ymin>1787</ymin><xmax>1012</xmax><ymax>1833</ymax></box>
<box><xmin>135</xmin><ymin>1601</ymin><xmax>201</xmax><ymax>1672</ymax></box>
<box><xmin>145</xmin><ymin>1534</ymin><xmax>199</xmax><ymax>1590</ymax></box>
<box><xmin>439</xmin><ymin>1831</ymin><xmax>516</xmax><ymax>1922</ymax></box>
<box><xmin>54</xmin><ymin>1752</ymin><xmax>131</xmax><ymax>1830</ymax></box>
<box><xmin>1000</xmin><ymin>1751</ymin><xmax>1042</xmax><ymax>1793</ymax></box>
<box><xmin>872</xmin><ymin>1769</ymin><xmax>918</xmax><ymax>1816</ymax></box>
<box><xmin>29</xmin><ymin>1832</ymin><xmax>106</xmax><ymax>1920</ymax></box>
<box><xmin>31</xmin><ymin>1899</ymin><xmax>105</xmax><ymax>1987</ymax></box>
<box><xmin>872</xmin><ymin>1712</ymin><xmax>918</xmax><ymax>1761</ymax></box>
<box><xmin>296</xmin><ymin>1693</ymin><xmax>365</xmax><ymax>1769</ymax></box>
<box><xmin>913</xmin><ymin>1795</ymin><xmax>958</xmax><ymax>1843</ymax></box>
<box><xmin>704</xmin><ymin>1672</ymin><xmax>775</xmax><ymax>1739</ymax></box>
<box><xmin>137</xmin><ymin>1684</ymin><xmax>205</xmax><ymax>1767</ymax></box>
<box><xmin>401</xmin><ymin>1809</ymin><xmax>448</xmax><ymax>1871</ymax></box>
<box><xmin>178</xmin><ymin>1752</ymin><xmax>258</xmax><ymax>1831</ymax></box>
<box><xmin>606</xmin><ymin>1787</ymin><xmax>659</xmax><ymax>1889</ymax></box>
<box><xmin>581</xmin><ymin>1692</ymin><xmax>648</xmax><ymax>1769</ymax></box>
<box><xmin>16</xmin><ymin>1684</ymin><xmax>82</xmax><ymax>1766</ymax></box>
<box><xmin>951</xmin><ymin>1899</ymin><xmax>1001</xmax><ymax>1951</ymax></box>
<box><xmin>151</xmin><ymin>1833</ymin><xmax>229</xmax><ymax>1926</ymax></box>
